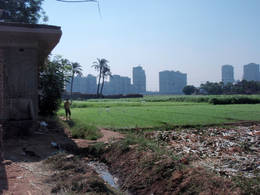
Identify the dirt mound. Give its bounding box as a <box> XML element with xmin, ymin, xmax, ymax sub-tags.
<box><xmin>102</xmin><ymin>142</ymin><xmax>241</xmax><ymax>195</ymax></box>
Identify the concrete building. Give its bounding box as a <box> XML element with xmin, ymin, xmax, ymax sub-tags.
<box><xmin>243</xmin><ymin>63</ymin><xmax>260</xmax><ymax>81</ymax></box>
<box><xmin>86</xmin><ymin>74</ymin><xmax>97</xmax><ymax>94</ymax></box>
<box><xmin>104</xmin><ymin>75</ymin><xmax>132</xmax><ymax>95</ymax></box>
<box><xmin>159</xmin><ymin>70</ymin><xmax>187</xmax><ymax>94</ymax></box>
<box><xmin>66</xmin><ymin>74</ymin><xmax>97</xmax><ymax>94</ymax></box>
<box><xmin>221</xmin><ymin>65</ymin><xmax>234</xmax><ymax>84</ymax></box>
<box><xmin>67</xmin><ymin>75</ymin><xmax>85</xmax><ymax>93</ymax></box>
<box><xmin>133</xmin><ymin>66</ymin><xmax>146</xmax><ymax>94</ymax></box>
<box><xmin>0</xmin><ymin>23</ymin><xmax>61</xmax><ymax>137</ymax></box>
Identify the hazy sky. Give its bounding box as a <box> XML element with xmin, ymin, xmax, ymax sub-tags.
<box><xmin>43</xmin><ymin>0</ymin><xmax>260</xmax><ymax>91</ymax></box>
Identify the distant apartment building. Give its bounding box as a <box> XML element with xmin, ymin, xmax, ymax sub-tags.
<box><xmin>133</xmin><ymin>66</ymin><xmax>146</xmax><ymax>94</ymax></box>
<box><xmin>66</xmin><ymin>75</ymin><xmax>85</xmax><ymax>93</ymax></box>
<box><xmin>103</xmin><ymin>75</ymin><xmax>134</xmax><ymax>95</ymax></box>
<box><xmin>66</xmin><ymin>74</ymin><xmax>97</xmax><ymax>94</ymax></box>
<box><xmin>159</xmin><ymin>70</ymin><xmax>187</xmax><ymax>94</ymax></box>
<box><xmin>243</xmin><ymin>63</ymin><xmax>260</xmax><ymax>81</ymax></box>
<box><xmin>221</xmin><ymin>65</ymin><xmax>234</xmax><ymax>84</ymax></box>
<box><xmin>85</xmin><ymin>74</ymin><xmax>97</xmax><ymax>94</ymax></box>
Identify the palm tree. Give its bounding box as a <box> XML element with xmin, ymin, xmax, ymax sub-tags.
<box><xmin>70</xmin><ymin>62</ymin><xmax>82</xmax><ymax>101</ymax></box>
<box><xmin>100</xmin><ymin>65</ymin><xmax>112</xmax><ymax>96</ymax></box>
<box><xmin>92</xmin><ymin>58</ymin><xmax>109</xmax><ymax>97</ymax></box>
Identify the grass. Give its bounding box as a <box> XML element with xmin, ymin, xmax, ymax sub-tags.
<box><xmin>84</xmin><ymin>94</ymin><xmax>260</xmax><ymax>103</ymax></box>
<box><xmin>58</xmin><ymin>101</ymin><xmax>260</xmax><ymax>130</ymax></box>
<box><xmin>61</xmin><ymin>118</ymin><xmax>102</xmax><ymax>140</ymax></box>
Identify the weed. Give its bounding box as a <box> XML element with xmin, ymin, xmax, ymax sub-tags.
<box><xmin>60</xmin><ymin>119</ymin><xmax>102</xmax><ymax>140</ymax></box>
<box><xmin>232</xmin><ymin>176</ymin><xmax>260</xmax><ymax>195</ymax></box>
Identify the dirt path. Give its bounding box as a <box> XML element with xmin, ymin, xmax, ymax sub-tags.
<box><xmin>73</xmin><ymin>128</ymin><xmax>124</xmax><ymax>148</ymax></box>
<box><xmin>2</xmin><ymin>161</ymin><xmax>52</xmax><ymax>195</ymax></box>
<box><xmin>0</xmin><ymin>125</ymin><xmax>124</xmax><ymax>195</ymax></box>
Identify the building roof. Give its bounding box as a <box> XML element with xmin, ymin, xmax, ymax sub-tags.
<box><xmin>0</xmin><ymin>22</ymin><xmax>62</xmax><ymax>66</ymax></box>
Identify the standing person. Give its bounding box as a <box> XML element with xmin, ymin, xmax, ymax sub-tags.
<box><xmin>64</xmin><ymin>99</ymin><xmax>71</xmax><ymax>120</ymax></box>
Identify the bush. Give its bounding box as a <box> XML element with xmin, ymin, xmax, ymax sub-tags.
<box><xmin>39</xmin><ymin>56</ymin><xmax>71</xmax><ymax>115</ymax></box>
<box><xmin>209</xmin><ymin>97</ymin><xmax>260</xmax><ymax>105</ymax></box>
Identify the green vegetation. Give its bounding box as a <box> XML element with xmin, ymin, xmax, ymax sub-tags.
<box><xmin>72</xmin><ymin>94</ymin><xmax>260</xmax><ymax>104</ymax></box>
<box><xmin>232</xmin><ymin>176</ymin><xmax>260</xmax><ymax>195</ymax></box>
<box><xmin>61</xmin><ymin>119</ymin><xmax>102</xmax><ymax>140</ymax></box>
<box><xmin>39</xmin><ymin>55</ymin><xmax>72</xmax><ymax>115</ymax></box>
<box><xmin>209</xmin><ymin>96</ymin><xmax>260</xmax><ymax>105</ymax></box>
<box><xmin>58</xmin><ymin>95</ymin><xmax>260</xmax><ymax>130</ymax></box>
<box><xmin>0</xmin><ymin>0</ymin><xmax>47</xmax><ymax>24</ymax></box>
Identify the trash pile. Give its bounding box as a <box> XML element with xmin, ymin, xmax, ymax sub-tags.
<box><xmin>150</xmin><ymin>125</ymin><xmax>260</xmax><ymax>178</ymax></box>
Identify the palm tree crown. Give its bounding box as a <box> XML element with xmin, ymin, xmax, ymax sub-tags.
<box><xmin>92</xmin><ymin>58</ymin><xmax>110</xmax><ymax>97</ymax></box>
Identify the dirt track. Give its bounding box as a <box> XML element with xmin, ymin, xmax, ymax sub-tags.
<box><xmin>0</xmin><ymin>120</ymin><xmax>124</xmax><ymax>195</ymax></box>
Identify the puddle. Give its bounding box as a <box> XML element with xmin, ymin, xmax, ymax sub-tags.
<box><xmin>88</xmin><ymin>161</ymin><xmax>120</xmax><ymax>189</ymax></box>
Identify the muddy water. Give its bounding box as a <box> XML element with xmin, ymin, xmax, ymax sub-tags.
<box><xmin>88</xmin><ymin>161</ymin><xmax>129</xmax><ymax>193</ymax></box>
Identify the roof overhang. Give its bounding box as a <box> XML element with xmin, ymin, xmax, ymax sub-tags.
<box><xmin>0</xmin><ymin>22</ymin><xmax>62</xmax><ymax>65</ymax></box>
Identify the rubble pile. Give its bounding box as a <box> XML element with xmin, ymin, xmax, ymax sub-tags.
<box><xmin>151</xmin><ymin>125</ymin><xmax>260</xmax><ymax>178</ymax></box>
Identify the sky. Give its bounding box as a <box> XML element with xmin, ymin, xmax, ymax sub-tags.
<box><xmin>42</xmin><ymin>0</ymin><xmax>260</xmax><ymax>91</ymax></box>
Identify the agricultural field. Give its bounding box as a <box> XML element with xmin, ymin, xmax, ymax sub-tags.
<box><xmin>54</xmin><ymin>95</ymin><xmax>260</xmax><ymax>194</ymax></box>
<box><xmin>58</xmin><ymin>95</ymin><xmax>260</xmax><ymax>131</ymax></box>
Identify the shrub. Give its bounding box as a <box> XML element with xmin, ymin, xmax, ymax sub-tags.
<box><xmin>39</xmin><ymin>56</ymin><xmax>71</xmax><ymax>115</ymax></box>
<box><xmin>209</xmin><ymin>97</ymin><xmax>260</xmax><ymax>105</ymax></box>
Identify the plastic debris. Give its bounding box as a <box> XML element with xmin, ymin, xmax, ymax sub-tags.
<box><xmin>40</xmin><ymin>121</ymin><xmax>48</xmax><ymax>127</ymax></box>
<box><xmin>147</xmin><ymin>125</ymin><xmax>260</xmax><ymax>178</ymax></box>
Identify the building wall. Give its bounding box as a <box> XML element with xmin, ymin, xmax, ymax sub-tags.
<box><xmin>103</xmin><ymin>75</ymin><xmax>132</xmax><ymax>95</ymax></box>
<box><xmin>66</xmin><ymin>74</ymin><xmax>97</xmax><ymax>94</ymax></box>
<box><xmin>86</xmin><ymin>74</ymin><xmax>97</xmax><ymax>94</ymax></box>
<box><xmin>243</xmin><ymin>63</ymin><xmax>260</xmax><ymax>81</ymax></box>
<box><xmin>0</xmin><ymin>49</ymin><xmax>4</xmax><ymax>121</ymax></box>
<box><xmin>4</xmin><ymin>48</ymin><xmax>38</xmax><ymax>120</ymax></box>
<box><xmin>133</xmin><ymin>66</ymin><xmax>146</xmax><ymax>93</ymax></box>
<box><xmin>159</xmin><ymin>70</ymin><xmax>187</xmax><ymax>94</ymax></box>
<box><xmin>222</xmin><ymin>65</ymin><xmax>234</xmax><ymax>84</ymax></box>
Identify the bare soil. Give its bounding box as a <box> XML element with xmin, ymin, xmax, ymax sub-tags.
<box><xmin>1</xmin><ymin>119</ymin><xmax>259</xmax><ymax>195</ymax></box>
<box><xmin>0</xmin><ymin>119</ymin><xmax>124</xmax><ymax>195</ymax></box>
<box><xmin>103</xmin><ymin>142</ymin><xmax>242</xmax><ymax>195</ymax></box>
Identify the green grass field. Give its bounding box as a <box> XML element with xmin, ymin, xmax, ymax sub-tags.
<box><xmin>58</xmin><ymin>96</ymin><xmax>260</xmax><ymax>130</ymax></box>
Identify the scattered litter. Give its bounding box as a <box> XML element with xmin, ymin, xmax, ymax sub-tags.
<box><xmin>51</xmin><ymin>142</ymin><xmax>58</xmax><ymax>148</ymax></box>
<box><xmin>147</xmin><ymin>125</ymin><xmax>260</xmax><ymax>178</ymax></box>
<box><xmin>65</xmin><ymin>154</ymin><xmax>74</xmax><ymax>159</ymax></box>
<box><xmin>40</xmin><ymin>121</ymin><xmax>48</xmax><ymax>127</ymax></box>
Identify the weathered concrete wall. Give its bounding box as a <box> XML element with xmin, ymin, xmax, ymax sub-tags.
<box><xmin>0</xmin><ymin>23</ymin><xmax>62</xmax><ymax>138</ymax></box>
<box><xmin>4</xmin><ymin>48</ymin><xmax>38</xmax><ymax>120</ymax></box>
<box><xmin>0</xmin><ymin>125</ymin><xmax>2</xmax><ymax>159</ymax></box>
<box><xmin>0</xmin><ymin>49</ymin><xmax>4</xmax><ymax>121</ymax></box>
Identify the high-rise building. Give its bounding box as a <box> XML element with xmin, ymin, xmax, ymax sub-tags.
<box><xmin>85</xmin><ymin>74</ymin><xmax>97</xmax><ymax>94</ymax></box>
<box><xmin>66</xmin><ymin>74</ymin><xmax>97</xmax><ymax>94</ymax></box>
<box><xmin>221</xmin><ymin>65</ymin><xmax>234</xmax><ymax>84</ymax></box>
<box><xmin>104</xmin><ymin>75</ymin><xmax>132</xmax><ymax>95</ymax></box>
<box><xmin>66</xmin><ymin>75</ymin><xmax>85</xmax><ymax>93</ymax></box>
<box><xmin>159</xmin><ymin>70</ymin><xmax>187</xmax><ymax>94</ymax></box>
<box><xmin>243</xmin><ymin>63</ymin><xmax>260</xmax><ymax>81</ymax></box>
<box><xmin>133</xmin><ymin>66</ymin><xmax>146</xmax><ymax>94</ymax></box>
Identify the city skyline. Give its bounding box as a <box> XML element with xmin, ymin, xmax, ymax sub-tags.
<box><xmin>67</xmin><ymin>62</ymin><xmax>260</xmax><ymax>96</ymax></box>
<box><xmin>43</xmin><ymin>0</ymin><xmax>260</xmax><ymax>91</ymax></box>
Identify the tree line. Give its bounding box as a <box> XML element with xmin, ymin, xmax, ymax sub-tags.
<box><xmin>40</xmin><ymin>56</ymin><xmax>111</xmax><ymax>115</ymax></box>
<box><xmin>183</xmin><ymin>81</ymin><xmax>260</xmax><ymax>95</ymax></box>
